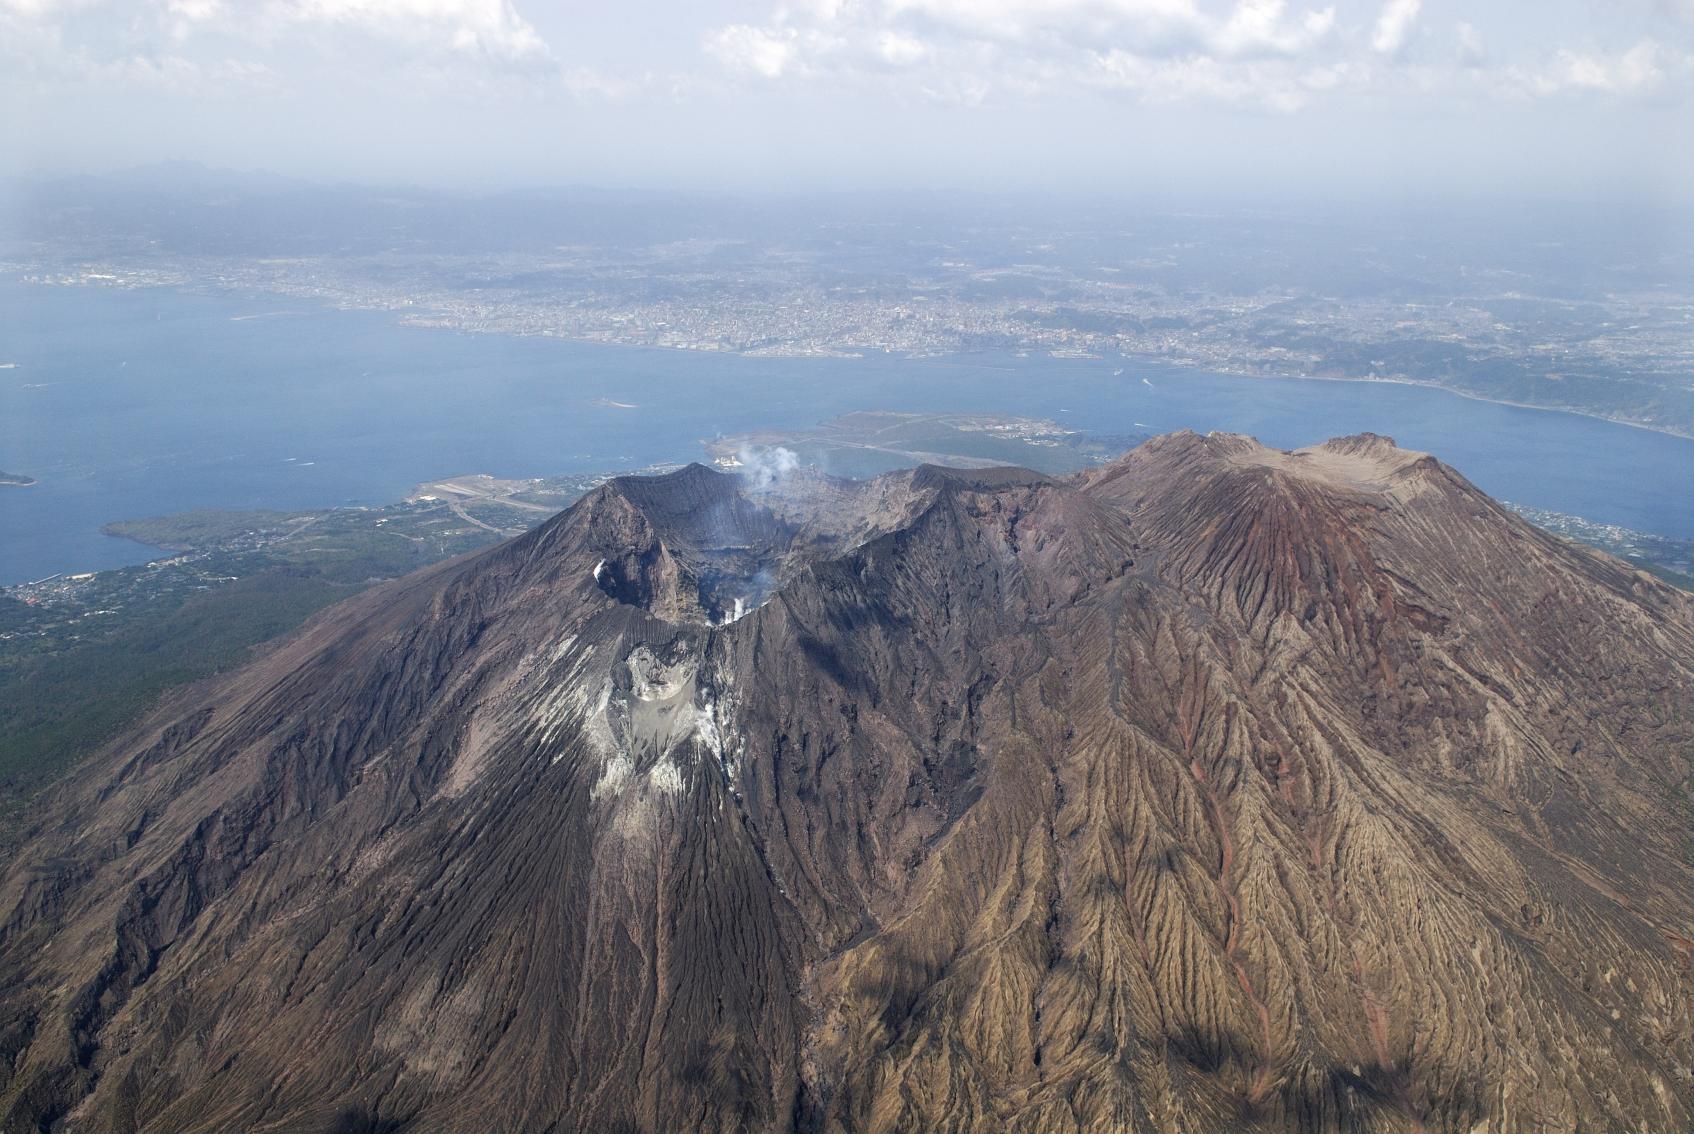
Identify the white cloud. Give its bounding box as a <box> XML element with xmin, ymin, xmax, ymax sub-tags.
<box><xmin>1369</xmin><ymin>0</ymin><xmax>1418</xmax><ymax>56</ymax></box>
<box><xmin>705</xmin><ymin>24</ymin><xmax>802</xmax><ymax>78</ymax></box>
<box><xmin>166</xmin><ymin>0</ymin><xmax>222</xmax><ymax>21</ymax></box>
<box><xmin>1093</xmin><ymin>48</ymin><xmax>1311</xmax><ymax>110</ymax></box>
<box><xmin>869</xmin><ymin>0</ymin><xmax>1336</xmax><ymax>60</ymax></box>
<box><xmin>704</xmin><ymin>0</ymin><xmax>1346</xmax><ymax>109</ymax></box>
<box><xmin>7</xmin><ymin>0</ymin><xmax>1693</xmax><ymax>118</ymax></box>
<box><xmin>881</xmin><ymin>0</ymin><xmax>1208</xmax><ymax>46</ymax></box>
<box><xmin>1507</xmin><ymin>39</ymin><xmax>1684</xmax><ymax>97</ymax></box>
<box><xmin>877</xmin><ymin>29</ymin><xmax>929</xmax><ymax>66</ymax></box>
<box><xmin>0</xmin><ymin>0</ymin><xmax>74</xmax><ymax>15</ymax></box>
<box><xmin>3</xmin><ymin>0</ymin><xmax>553</xmax><ymax>85</ymax></box>
<box><xmin>777</xmin><ymin>0</ymin><xmax>851</xmax><ymax>21</ymax></box>
<box><xmin>1212</xmin><ymin>0</ymin><xmax>1334</xmax><ymax>59</ymax></box>
<box><xmin>697</xmin><ymin>0</ymin><xmax>1694</xmax><ymax>113</ymax></box>
<box><xmin>274</xmin><ymin>0</ymin><xmax>550</xmax><ymax>64</ymax></box>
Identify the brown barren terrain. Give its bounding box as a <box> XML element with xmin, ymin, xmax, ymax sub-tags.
<box><xmin>1</xmin><ymin>432</ymin><xmax>1691</xmax><ymax>1132</ymax></box>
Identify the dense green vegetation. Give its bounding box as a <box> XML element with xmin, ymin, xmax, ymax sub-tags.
<box><xmin>0</xmin><ymin>567</ymin><xmax>351</xmax><ymax>846</ymax></box>
<box><xmin>0</xmin><ymin>470</ymin><xmax>633</xmax><ymax>855</ymax></box>
<box><xmin>0</xmin><ymin>500</ymin><xmax>524</xmax><ymax>852</ymax></box>
<box><xmin>1644</xmin><ymin>563</ymin><xmax>1694</xmax><ymax>592</ymax></box>
<box><xmin>105</xmin><ymin>508</ymin><xmax>313</xmax><ymax>549</ymax></box>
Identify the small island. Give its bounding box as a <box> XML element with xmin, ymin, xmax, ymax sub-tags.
<box><xmin>0</xmin><ymin>470</ymin><xmax>38</xmax><ymax>487</ymax></box>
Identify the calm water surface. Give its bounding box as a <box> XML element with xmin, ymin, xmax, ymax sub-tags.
<box><xmin>3</xmin><ymin>279</ymin><xmax>1692</xmax><ymax>584</ymax></box>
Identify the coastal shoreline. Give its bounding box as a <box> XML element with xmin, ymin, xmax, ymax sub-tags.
<box><xmin>353</xmin><ymin>300</ymin><xmax>1694</xmax><ymax>444</ymax></box>
<box><xmin>11</xmin><ymin>272</ymin><xmax>1692</xmax><ymax>445</ymax></box>
<box><xmin>1175</xmin><ymin>362</ymin><xmax>1694</xmax><ymax>442</ymax></box>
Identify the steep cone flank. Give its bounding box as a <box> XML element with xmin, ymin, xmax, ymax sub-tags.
<box><xmin>2</xmin><ymin>435</ymin><xmax>1692</xmax><ymax>1133</ymax></box>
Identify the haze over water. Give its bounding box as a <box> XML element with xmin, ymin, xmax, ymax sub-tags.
<box><xmin>4</xmin><ymin>278</ymin><xmax>1692</xmax><ymax>585</ymax></box>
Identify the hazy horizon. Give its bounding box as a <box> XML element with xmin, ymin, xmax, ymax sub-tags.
<box><xmin>4</xmin><ymin>1</ymin><xmax>1693</xmax><ymax>203</ymax></box>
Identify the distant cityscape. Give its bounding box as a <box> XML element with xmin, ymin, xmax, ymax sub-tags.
<box><xmin>4</xmin><ymin>183</ymin><xmax>1692</xmax><ymax>622</ymax></box>
<box><xmin>1503</xmin><ymin>503</ymin><xmax>1694</xmax><ymax>586</ymax></box>
<box><xmin>16</xmin><ymin>250</ymin><xmax>1693</xmax><ymax>440</ymax></box>
<box><xmin>5</xmin><ymin>180</ymin><xmax>1691</xmax><ymax>439</ymax></box>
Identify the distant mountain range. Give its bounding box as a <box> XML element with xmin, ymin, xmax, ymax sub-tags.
<box><xmin>2</xmin><ymin>432</ymin><xmax>1691</xmax><ymax>1131</ymax></box>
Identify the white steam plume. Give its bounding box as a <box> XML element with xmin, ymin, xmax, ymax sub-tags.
<box><xmin>737</xmin><ymin>445</ymin><xmax>800</xmax><ymax>492</ymax></box>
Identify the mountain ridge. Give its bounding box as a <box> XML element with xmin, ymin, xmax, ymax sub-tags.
<box><xmin>1</xmin><ymin>432</ymin><xmax>1691</xmax><ymax>1132</ymax></box>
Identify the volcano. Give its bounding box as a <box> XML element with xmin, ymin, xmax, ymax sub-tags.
<box><xmin>2</xmin><ymin>432</ymin><xmax>1692</xmax><ymax>1132</ymax></box>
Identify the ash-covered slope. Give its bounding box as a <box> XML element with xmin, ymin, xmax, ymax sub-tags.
<box><xmin>2</xmin><ymin>436</ymin><xmax>1692</xmax><ymax>1133</ymax></box>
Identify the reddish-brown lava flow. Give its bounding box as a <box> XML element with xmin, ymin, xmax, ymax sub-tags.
<box><xmin>1351</xmin><ymin>951</ymin><xmax>1426</xmax><ymax>1133</ymax></box>
<box><xmin>1190</xmin><ymin>757</ymin><xmax>1278</xmax><ymax>1106</ymax></box>
<box><xmin>3</xmin><ymin>435</ymin><xmax>1694</xmax><ymax>1132</ymax></box>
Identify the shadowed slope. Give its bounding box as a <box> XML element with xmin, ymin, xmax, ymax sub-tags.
<box><xmin>1</xmin><ymin>436</ymin><xmax>1691</xmax><ymax>1133</ymax></box>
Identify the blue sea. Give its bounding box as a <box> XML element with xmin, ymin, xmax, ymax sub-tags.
<box><xmin>3</xmin><ymin>278</ymin><xmax>1692</xmax><ymax>585</ymax></box>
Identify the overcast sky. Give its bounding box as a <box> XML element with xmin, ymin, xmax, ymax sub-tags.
<box><xmin>4</xmin><ymin>1</ymin><xmax>1692</xmax><ymax>201</ymax></box>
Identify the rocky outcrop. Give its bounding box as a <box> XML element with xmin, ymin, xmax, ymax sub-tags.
<box><xmin>1</xmin><ymin>435</ymin><xmax>1691</xmax><ymax>1132</ymax></box>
